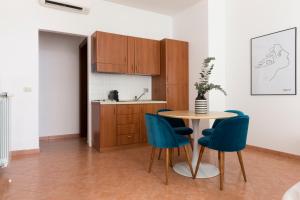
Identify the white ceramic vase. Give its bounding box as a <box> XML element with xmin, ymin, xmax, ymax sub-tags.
<box><xmin>195</xmin><ymin>99</ymin><xmax>208</xmax><ymax>114</ymax></box>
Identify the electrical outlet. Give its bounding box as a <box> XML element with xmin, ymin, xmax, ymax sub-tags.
<box><xmin>23</xmin><ymin>87</ymin><xmax>32</xmax><ymax>92</ymax></box>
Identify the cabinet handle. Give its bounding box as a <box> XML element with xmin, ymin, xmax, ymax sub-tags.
<box><xmin>127</xmin><ymin>135</ymin><xmax>133</xmax><ymax>138</ymax></box>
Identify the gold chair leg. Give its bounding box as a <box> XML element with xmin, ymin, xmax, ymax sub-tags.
<box><xmin>188</xmin><ymin>135</ymin><xmax>193</xmax><ymax>150</ymax></box>
<box><xmin>237</xmin><ymin>151</ymin><xmax>247</xmax><ymax>182</ymax></box>
<box><xmin>165</xmin><ymin>148</ymin><xmax>169</xmax><ymax>185</ymax></box>
<box><xmin>148</xmin><ymin>147</ymin><xmax>156</xmax><ymax>173</ymax></box>
<box><xmin>219</xmin><ymin>152</ymin><xmax>225</xmax><ymax>190</ymax></box>
<box><xmin>183</xmin><ymin>146</ymin><xmax>194</xmax><ymax>177</ymax></box>
<box><xmin>177</xmin><ymin>147</ymin><xmax>180</xmax><ymax>156</ymax></box>
<box><xmin>158</xmin><ymin>149</ymin><xmax>162</xmax><ymax>160</ymax></box>
<box><xmin>193</xmin><ymin>146</ymin><xmax>205</xmax><ymax>179</ymax></box>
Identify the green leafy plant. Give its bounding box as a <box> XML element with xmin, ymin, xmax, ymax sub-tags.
<box><xmin>194</xmin><ymin>57</ymin><xmax>227</xmax><ymax>100</ymax></box>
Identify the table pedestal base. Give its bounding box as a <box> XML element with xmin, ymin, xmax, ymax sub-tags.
<box><xmin>173</xmin><ymin>162</ymin><xmax>220</xmax><ymax>178</ymax></box>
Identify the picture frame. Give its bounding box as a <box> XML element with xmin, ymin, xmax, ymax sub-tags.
<box><xmin>251</xmin><ymin>27</ymin><xmax>297</xmax><ymax>95</ymax></box>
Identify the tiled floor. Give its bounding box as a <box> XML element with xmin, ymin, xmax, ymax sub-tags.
<box><xmin>1</xmin><ymin>138</ymin><xmax>300</xmax><ymax>200</ymax></box>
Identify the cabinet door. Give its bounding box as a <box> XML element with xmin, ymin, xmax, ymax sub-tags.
<box><xmin>100</xmin><ymin>105</ymin><xmax>117</xmax><ymax>148</ymax></box>
<box><xmin>140</xmin><ymin>103</ymin><xmax>166</xmax><ymax>143</ymax></box>
<box><xmin>166</xmin><ymin>84</ymin><xmax>188</xmax><ymax>110</ymax></box>
<box><xmin>95</xmin><ymin>32</ymin><xmax>128</xmax><ymax>73</ymax></box>
<box><xmin>127</xmin><ymin>37</ymin><xmax>135</xmax><ymax>74</ymax></box>
<box><xmin>165</xmin><ymin>40</ymin><xmax>188</xmax><ymax>85</ymax></box>
<box><xmin>135</xmin><ymin>38</ymin><xmax>160</xmax><ymax>75</ymax></box>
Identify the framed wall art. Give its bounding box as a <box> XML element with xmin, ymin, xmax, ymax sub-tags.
<box><xmin>251</xmin><ymin>27</ymin><xmax>297</xmax><ymax>95</ymax></box>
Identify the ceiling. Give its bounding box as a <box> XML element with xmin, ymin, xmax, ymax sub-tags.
<box><xmin>104</xmin><ymin>0</ymin><xmax>202</xmax><ymax>16</ymax></box>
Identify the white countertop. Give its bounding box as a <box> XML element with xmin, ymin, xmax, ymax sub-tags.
<box><xmin>92</xmin><ymin>100</ymin><xmax>167</xmax><ymax>105</ymax></box>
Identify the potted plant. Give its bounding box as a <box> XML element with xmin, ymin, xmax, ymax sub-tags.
<box><xmin>194</xmin><ymin>57</ymin><xmax>226</xmax><ymax>114</ymax></box>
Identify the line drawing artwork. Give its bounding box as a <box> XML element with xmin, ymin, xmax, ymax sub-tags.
<box><xmin>255</xmin><ymin>44</ymin><xmax>290</xmax><ymax>82</ymax></box>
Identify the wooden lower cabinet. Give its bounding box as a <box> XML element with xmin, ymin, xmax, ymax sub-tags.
<box><xmin>117</xmin><ymin>134</ymin><xmax>139</xmax><ymax>145</ymax></box>
<box><xmin>92</xmin><ymin>103</ymin><xmax>166</xmax><ymax>151</ymax></box>
<box><xmin>92</xmin><ymin>103</ymin><xmax>117</xmax><ymax>151</ymax></box>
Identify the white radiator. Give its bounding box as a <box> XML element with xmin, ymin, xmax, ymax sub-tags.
<box><xmin>0</xmin><ymin>93</ymin><xmax>11</xmax><ymax>168</ymax></box>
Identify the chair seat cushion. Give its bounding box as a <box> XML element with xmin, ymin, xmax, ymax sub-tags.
<box><xmin>174</xmin><ymin>127</ymin><xmax>193</xmax><ymax>135</ymax></box>
<box><xmin>174</xmin><ymin>134</ymin><xmax>190</xmax><ymax>147</ymax></box>
<box><xmin>202</xmin><ymin>128</ymin><xmax>214</xmax><ymax>136</ymax></box>
<box><xmin>198</xmin><ymin>136</ymin><xmax>212</xmax><ymax>146</ymax></box>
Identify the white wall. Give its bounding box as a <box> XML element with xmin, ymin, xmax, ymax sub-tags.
<box><xmin>39</xmin><ymin>32</ymin><xmax>84</xmax><ymax>137</ymax></box>
<box><xmin>0</xmin><ymin>0</ymin><xmax>172</xmax><ymax>150</ymax></box>
<box><xmin>207</xmin><ymin>0</ymin><xmax>226</xmax><ymax>113</ymax></box>
<box><xmin>226</xmin><ymin>0</ymin><xmax>300</xmax><ymax>155</ymax></box>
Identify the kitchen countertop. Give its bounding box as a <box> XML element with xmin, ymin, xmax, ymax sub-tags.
<box><xmin>92</xmin><ymin>100</ymin><xmax>167</xmax><ymax>105</ymax></box>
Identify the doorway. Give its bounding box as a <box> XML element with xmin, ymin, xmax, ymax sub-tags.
<box><xmin>39</xmin><ymin>31</ymin><xmax>88</xmax><ymax>143</ymax></box>
<box><xmin>79</xmin><ymin>39</ymin><xmax>88</xmax><ymax>139</ymax></box>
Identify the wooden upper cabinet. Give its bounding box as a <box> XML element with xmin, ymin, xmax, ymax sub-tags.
<box><xmin>152</xmin><ymin>39</ymin><xmax>189</xmax><ymax>111</ymax></box>
<box><xmin>92</xmin><ymin>31</ymin><xmax>160</xmax><ymax>76</ymax></box>
<box><xmin>165</xmin><ymin>40</ymin><xmax>188</xmax><ymax>84</ymax></box>
<box><xmin>134</xmin><ymin>38</ymin><xmax>160</xmax><ymax>75</ymax></box>
<box><xmin>92</xmin><ymin>31</ymin><xmax>128</xmax><ymax>73</ymax></box>
<box><xmin>128</xmin><ymin>37</ymin><xmax>161</xmax><ymax>76</ymax></box>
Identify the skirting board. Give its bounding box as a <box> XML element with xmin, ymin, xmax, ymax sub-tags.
<box><xmin>11</xmin><ymin>149</ymin><xmax>40</xmax><ymax>159</ymax></box>
<box><xmin>39</xmin><ymin>133</ymin><xmax>80</xmax><ymax>141</ymax></box>
<box><xmin>246</xmin><ymin>145</ymin><xmax>300</xmax><ymax>160</ymax></box>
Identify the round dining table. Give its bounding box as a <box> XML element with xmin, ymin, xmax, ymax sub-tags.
<box><xmin>158</xmin><ymin>111</ymin><xmax>237</xmax><ymax>179</ymax></box>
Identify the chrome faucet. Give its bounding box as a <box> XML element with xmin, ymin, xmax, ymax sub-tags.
<box><xmin>134</xmin><ymin>88</ymin><xmax>149</xmax><ymax>101</ymax></box>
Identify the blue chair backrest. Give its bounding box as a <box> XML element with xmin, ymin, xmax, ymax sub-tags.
<box><xmin>212</xmin><ymin>110</ymin><xmax>244</xmax><ymax>128</ymax></box>
<box><xmin>209</xmin><ymin>115</ymin><xmax>249</xmax><ymax>152</ymax></box>
<box><xmin>145</xmin><ymin>113</ymin><xmax>181</xmax><ymax>148</ymax></box>
<box><xmin>157</xmin><ymin>108</ymin><xmax>186</xmax><ymax>128</ymax></box>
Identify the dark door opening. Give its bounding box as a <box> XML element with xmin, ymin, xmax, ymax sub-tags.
<box><xmin>79</xmin><ymin>39</ymin><xmax>88</xmax><ymax>139</ymax></box>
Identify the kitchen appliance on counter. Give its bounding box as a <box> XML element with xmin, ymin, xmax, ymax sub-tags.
<box><xmin>108</xmin><ymin>90</ymin><xmax>119</xmax><ymax>102</ymax></box>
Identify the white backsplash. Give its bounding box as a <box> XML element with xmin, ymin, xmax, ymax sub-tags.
<box><xmin>90</xmin><ymin>73</ymin><xmax>152</xmax><ymax>101</ymax></box>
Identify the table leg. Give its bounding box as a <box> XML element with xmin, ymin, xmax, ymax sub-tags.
<box><xmin>172</xmin><ymin>119</ymin><xmax>220</xmax><ymax>178</ymax></box>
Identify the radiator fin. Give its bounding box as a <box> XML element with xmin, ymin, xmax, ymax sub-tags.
<box><xmin>0</xmin><ymin>93</ymin><xmax>11</xmax><ymax>168</ymax></box>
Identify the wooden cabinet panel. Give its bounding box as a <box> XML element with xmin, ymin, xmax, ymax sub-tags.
<box><xmin>92</xmin><ymin>31</ymin><xmax>160</xmax><ymax>76</ymax></box>
<box><xmin>92</xmin><ymin>31</ymin><xmax>128</xmax><ymax>73</ymax></box>
<box><xmin>135</xmin><ymin>38</ymin><xmax>160</xmax><ymax>75</ymax></box>
<box><xmin>127</xmin><ymin>36</ymin><xmax>135</xmax><ymax>74</ymax></box>
<box><xmin>117</xmin><ymin>105</ymin><xmax>139</xmax><ymax>115</ymax></box>
<box><xmin>92</xmin><ymin>103</ymin><xmax>100</xmax><ymax>151</ymax></box>
<box><xmin>117</xmin><ymin>134</ymin><xmax>139</xmax><ymax>145</ymax></box>
<box><xmin>117</xmin><ymin>114</ymin><xmax>139</xmax><ymax>125</ymax></box>
<box><xmin>152</xmin><ymin>39</ymin><xmax>189</xmax><ymax>111</ymax></box>
<box><xmin>117</xmin><ymin>124</ymin><xmax>139</xmax><ymax>135</ymax></box>
<box><xmin>166</xmin><ymin>84</ymin><xmax>188</xmax><ymax>110</ymax></box>
<box><xmin>99</xmin><ymin>104</ymin><xmax>117</xmax><ymax>148</ymax></box>
<box><xmin>165</xmin><ymin>40</ymin><xmax>188</xmax><ymax>84</ymax></box>
<box><xmin>92</xmin><ymin>103</ymin><xmax>167</xmax><ymax>150</ymax></box>
<box><xmin>140</xmin><ymin>103</ymin><xmax>166</xmax><ymax>143</ymax></box>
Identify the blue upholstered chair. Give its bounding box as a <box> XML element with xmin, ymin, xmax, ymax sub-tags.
<box><xmin>157</xmin><ymin>109</ymin><xmax>193</xmax><ymax>159</ymax></box>
<box><xmin>193</xmin><ymin>115</ymin><xmax>250</xmax><ymax>190</ymax></box>
<box><xmin>202</xmin><ymin>110</ymin><xmax>244</xmax><ymax>136</ymax></box>
<box><xmin>145</xmin><ymin>113</ymin><xmax>194</xmax><ymax>185</ymax></box>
